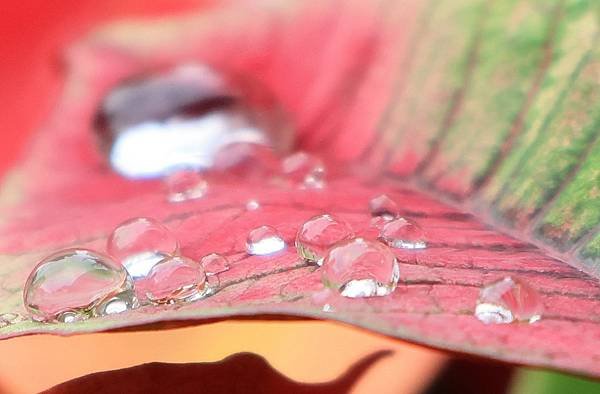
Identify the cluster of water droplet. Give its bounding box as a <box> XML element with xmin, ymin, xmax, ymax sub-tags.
<box><xmin>14</xmin><ymin>144</ymin><xmax>545</xmax><ymax>327</ymax></box>
<box><xmin>20</xmin><ymin>217</ymin><xmax>232</xmax><ymax>323</ymax></box>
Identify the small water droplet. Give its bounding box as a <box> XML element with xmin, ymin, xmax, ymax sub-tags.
<box><xmin>138</xmin><ymin>256</ymin><xmax>207</xmax><ymax>304</ymax></box>
<box><xmin>95</xmin><ymin>289</ymin><xmax>139</xmax><ymax>316</ymax></box>
<box><xmin>296</xmin><ymin>214</ymin><xmax>354</xmax><ymax>265</ymax></box>
<box><xmin>246</xmin><ymin>226</ymin><xmax>286</xmax><ymax>255</ymax></box>
<box><xmin>475</xmin><ymin>277</ymin><xmax>543</xmax><ymax>324</ymax></box>
<box><xmin>321</xmin><ymin>238</ymin><xmax>399</xmax><ymax>298</ymax></box>
<box><xmin>165</xmin><ymin>170</ymin><xmax>208</xmax><ymax>202</ymax></box>
<box><xmin>57</xmin><ymin>311</ymin><xmax>85</xmax><ymax>323</ymax></box>
<box><xmin>23</xmin><ymin>249</ymin><xmax>136</xmax><ymax>322</ymax></box>
<box><xmin>282</xmin><ymin>151</ymin><xmax>326</xmax><ymax>188</ymax></box>
<box><xmin>200</xmin><ymin>253</ymin><xmax>230</xmax><ymax>276</ymax></box>
<box><xmin>379</xmin><ymin>218</ymin><xmax>427</xmax><ymax>249</ymax></box>
<box><xmin>246</xmin><ymin>200</ymin><xmax>260</xmax><ymax>211</ymax></box>
<box><xmin>107</xmin><ymin>217</ymin><xmax>179</xmax><ymax>279</ymax></box>
<box><xmin>370</xmin><ymin>215</ymin><xmax>394</xmax><ymax>230</ymax></box>
<box><xmin>369</xmin><ymin>194</ymin><xmax>399</xmax><ymax>218</ymax></box>
<box><xmin>0</xmin><ymin>313</ymin><xmax>27</xmax><ymax>328</ymax></box>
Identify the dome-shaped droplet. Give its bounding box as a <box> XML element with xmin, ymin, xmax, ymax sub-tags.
<box><xmin>165</xmin><ymin>170</ymin><xmax>208</xmax><ymax>202</ymax></box>
<box><xmin>321</xmin><ymin>238</ymin><xmax>399</xmax><ymax>298</ymax></box>
<box><xmin>369</xmin><ymin>194</ymin><xmax>399</xmax><ymax>218</ymax></box>
<box><xmin>107</xmin><ymin>217</ymin><xmax>179</xmax><ymax>279</ymax></box>
<box><xmin>246</xmin><ymin>200</ymin><xmax>260</xmax><ymax>211</ymax></box>
<box><xmin>475</xmin><ymin>277</ymin><xmax>543</xmax><ymax>324</ymax></box>
<box><xmin>379</xmin><ymin>218</ymin><xmax>427</xmax><ymax>249</ymax></box>
<box><xmin>200</xmin><ymin>253</ymin><xmax>230</xmax><ymax>276</ymax></box>
<box><xmin>246</xmin><ymin>225</ymin><xmax>286</xmax><ymax>255</ymax></box>
<box><xmin>282</xmin><ymin>151</ymin><xmax>326</xmax><ymax>189</ymax></box>
<box><xmin>295</xmin><ymin>214</ymin><xmax>354</xmax><ymax>265</ymax></box>
<box><xmin>94</xmin><ymin>64</ymin><xmax>293</xmax><ymax>179</ymax></box>
<box><xmin>23</xmin><ymin>249</ymin><xmax>136</xmax><ymax>322</ymax></box>
<box><xmin>137</xmin><ymin>256</ymin><xmax>207</xmax><ymax>304</ymax></box>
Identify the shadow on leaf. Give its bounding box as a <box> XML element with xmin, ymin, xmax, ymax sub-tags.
<box><xmin>44</xmin><ymin>350</ymin><xmax>392</xmax><ymax>393</ymax></box>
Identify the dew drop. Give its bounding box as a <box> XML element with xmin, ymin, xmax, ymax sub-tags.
<box><xmin>138</xmin><ymin>256</ymin><xmax>207</xmax><ymax>304</ymax></box>
<box><xmin>475</xmin><ymin>277</ymin><xmax>543</xmax><ymax>324</ymax></box>
<box><xmin>23</xmin><ymin>249</ymin><xmax>136</xmax><ymax>322</ymax></box>
<box><xmin>321</xmin><ymin>238</ymin><xmax>399</xmax><ymax>298</ymax></box>
<box><xmin>246</xmin><ymin>199</ymin><xmax>261</xmax><ymax>211</ymax></box>
<box><xmin>200</xmin><ymin>253</ymin><xmax>230</xmax><ymax>276</ymax></box>
<box><xmin>94</xmin><ymin>64</ymin><xmax>292</xmax><ymax>179</ymax></box>
<box><xmin>95</xmin><ymin>289</ymin><xmax>139</xmax><ymax>316</ymax></box>
<box><xmin>370</xmin><ymin>215</ymin><xmax>394</xmax><ymax>230</ymax></box>
<box><xmin>0</xmin><ymin>313</ymin><xmax>27</xmax><ymax>328</ymax></box>
<box><xmin>246</xmin><ymin>226</ymin><xmax>286</xmax><ymax>255</ymax></box>
<box><xmin>369</xmin><ymin>194</ymin><xmax>399</xmax><ymax>218</ymax></box>
<box><xmin>282</xmin><ymin>151</ymin><xmax>326</xmax><ymax>189</ymax></box>
<box><xmin>379</xmin><ymin>218</ymin><xmax>427</xmax><ymax>249</ymax></box>
<box><xmin>165</xmin><ymin>170</ymin><xmax>208</xmax><ymax>202</ymax></box>
<box><xmin>107</xmin><ymin>217</ymin><xmax>178</xmax><ymax>279</ymax></box>
<box><xmin>295</xmin><ymin>214</ymin><xmax>354</xmax><ymax>265</ymax></box>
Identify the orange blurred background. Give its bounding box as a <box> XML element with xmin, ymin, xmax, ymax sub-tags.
<box><xmin>0</xmin><ymin>1</ymin><xmax>445</xmax><ymax>393</ymax></box>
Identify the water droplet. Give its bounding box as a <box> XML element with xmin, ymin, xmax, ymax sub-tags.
<box><xmin>369</xmin><ymin>194</ymin><xmax>399</xmax><ymax>218</ymax></box>
<box><xmin>379</xmin><ymin>218</ymin><xmax>427</xmax><ymax>249</ymax></box>
<box><xmin>138</xmin><ymin>256</ymin><xmax>207</xmax><ymax>304</ymax></box>
<box><xmin>246</xmin><ymin>226</ymin><xmax>286</xmax><ymax>255</ymax></box>
<box><xmin>370</xmin><ymin>215</ymin><xmax>394</xmax><ymax>230</ymax></box>
<box><xmin>475</xmin><ymin>277</ymin><xmax>543</xmax><ymax>324</ymax></box>
<box><xmin>57</xmin><ymin>311</ymin><xmax>84</xmax><ymax>323</ymax></box>
<box><xmin>107</xmin><ymin>217</ymin><xmax>178</xmax><ymax>279</ymax></box>
<box><xmin>282</xmin><ymin>151</ymin><xmax>326</xmax><ymax>188</ymax></box>
<box><xmin>23</xmin><ymin>249</ymin><xmax>136</xmax><ymax>322</ymax></box>
<box><xmin>200</xmin><ymin>253</ymin><xmax>230</xmax><ymax>276</ymax></box>
<box><xmin>246</xmin><ymin>199</ymin><xmax>260</xmax><ymax>211</ymax></box>
<box><xmin>321</xmin><ymin>238</ymin><xmax>399</xmax><ymax>298</ymax></box>
<box><xmin>0</xmin><ymin>313</ymin><xmax>27</xmax><ymax>328</ymax></box>
<box><xmin>95</xmin><ymin>289</ymin><xmax>139</xmax><ymax>316</ymax></box>
<box><xmin>95</xmin><ymin>64</ymin><xmax>292</xmax><ymax>179</ymax></box>
<box><xmin>296</xmin><ymin>214</ymin><xmax>354</xmax><ymax>265</ymax></box>
<box><xmin>165</xmin><ymin>170</ymin><xmax>208</xmax><ymax>202</ymax></box>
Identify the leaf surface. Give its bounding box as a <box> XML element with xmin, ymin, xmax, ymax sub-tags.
<box><xmin>1</xmin><ymin>0</ymin><xmax>599</xmax><ymax>377</ymax></box>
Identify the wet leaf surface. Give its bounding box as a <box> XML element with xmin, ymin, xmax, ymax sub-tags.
<box><xmin>1</xmin><ymin>0</ymin><xmax>599</xmax><ymax>378</ymax></box>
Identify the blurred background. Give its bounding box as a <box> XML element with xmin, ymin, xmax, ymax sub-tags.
<box><xmin>1</xmin><ymin>1</ymin><xmax>600</xmax><ymax>393</ymax></box>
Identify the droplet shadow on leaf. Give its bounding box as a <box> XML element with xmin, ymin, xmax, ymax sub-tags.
<box><xmin>44</xmin><ymin>350</ymin><xmax>392</xmax><ymax>394</ymax></box>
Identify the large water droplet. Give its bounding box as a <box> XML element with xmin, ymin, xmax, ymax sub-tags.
<box><xmin>94</xmin><ymin>64</ymin><xmax>292</xmax><ymax>179</ymax></box>
<box><xmin>23</xmin><ymin>249</ymin><xmax>136</xmax><ymax>322</ymax></box>
<box><xmin>379</xmin><ymin>218</ymin><xmax>427</xmax><ymax>249</ymax></box>
<box><xmin>321</xmin><ymin>238</ymin><xmax>399</xmax><ymax>298</ymax></box>
<box><xmin>246</xmin><ymin>226</ymin><xmax>286</xmax><ymax>255</ymax></box>
<box><xmin>165</xmin><ymin>170</ymin><xmax>208</xmax><ymax>202</ymax></box>
<box><xmin>369</xmin><ymin>194</ymin><xmax>399</xmax><ymax>218</ymax></box>
<box><xmin>295</xmin><ymin>214</ymin><xmax>354</xmax><ymax>265</ymax></box>
<box><xmin>138</xmin><ymin>256</ymin><xmax>207</xmax><ymax>304</ymax></box>
<box><xmin>107</xmin><ymin>217</ymin><xmax>178</xmax><ymax>279</ymax></box>
<box><xmin>282</xmin><ymin>151</ymin><xmax>326</xmax><ymax>189</ymax></box>
<box><xmin>475</xmin><ymin>277</ymin><xmax>543</xmax><ymax>324</ymax></box>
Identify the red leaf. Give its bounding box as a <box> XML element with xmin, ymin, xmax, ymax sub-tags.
<box><xmin>1</xmin><ymin>0</ymin><xmax>599</xmax><ymax>379</ymax></box>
